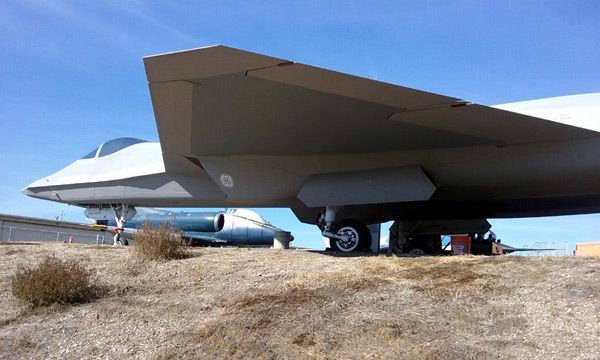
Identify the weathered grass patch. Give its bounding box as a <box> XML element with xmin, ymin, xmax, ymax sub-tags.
<box><xmin>1</xmin><ymin>244</ymin><xmax>599</xmax><ymax>360</ymax></box>
<box><xmin>132</xmin><ymin>223</ymin><xmax>190</xmax><ymax>261</ymax></box>
<box><xmin>11</xmin><ymin>255</ymin><xmax>99</xmax><ymax>309</ymax></box>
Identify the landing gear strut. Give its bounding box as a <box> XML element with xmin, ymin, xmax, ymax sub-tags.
<box><xmin>111</xmin><ymin>204</ymin><xmax>136</xmax><ymax>246</ymax></box>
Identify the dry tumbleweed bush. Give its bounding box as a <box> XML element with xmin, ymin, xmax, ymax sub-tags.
<box><xmin>11</xmin><ymin>255</ymin><xmax>98</xmax><ymax>308</ymax></box>
<box><xmin>132</xmin><ymin>223</ymin><xmax>189</xmax><ymax>261</ymax></box>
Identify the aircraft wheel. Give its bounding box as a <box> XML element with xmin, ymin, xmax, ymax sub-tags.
<box><xmin>330</xmin><ymin>220</ymin><xmax>371</xmax><ymax>252</ymax></box>
<box><xmin>405</xmin><ymin>235</ymin><xmax>435</xmax><ymax>255</ymax></box>
<box><xmin>407</xmin><ymin>248</ymin><xmax>426</xmax><ymax>256</ymax></box>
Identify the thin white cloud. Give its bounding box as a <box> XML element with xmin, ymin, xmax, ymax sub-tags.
<box><xmin>2</xmin><ymin>0</ymin><xmax>202</xmax><ymax>69</ymax></box>
<box><xmin>109</xmin><ymin>1</ymin><xmax>201</xmax><ymax>47</ymax></box>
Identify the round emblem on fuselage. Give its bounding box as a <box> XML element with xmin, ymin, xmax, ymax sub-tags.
<box><xmin>220</xmin><ymin>173</ymin><xmax>234</xmax><ymax>188</ymax></box>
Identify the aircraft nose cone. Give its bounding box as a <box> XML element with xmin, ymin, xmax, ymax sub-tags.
<box><xmin>22</xmin><ymin>186</ymin><xmax>36</xmax><ymax>197</ymax></box>
<box><xmin>22</xmin><ymin>178</ymin><xmax>52</xmax><ymax>199</ymax></box>
<box><xmin>22</xmin><ymin>186</ymin><xmax>60</xmax><ymax>201</ymax></box>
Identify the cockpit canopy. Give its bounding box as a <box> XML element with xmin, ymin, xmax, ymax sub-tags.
<box><xmin>81</xmin><ymin>138</ymin><xmax>149</xmax><ymax>159</ymax></box>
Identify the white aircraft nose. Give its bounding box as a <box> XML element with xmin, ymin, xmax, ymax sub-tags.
<box><xmin>22</xmin><ymin>184</ymin><xmax>49</xmax><ymax>199</ymax></box>
<box><xmin>22</xmin><ymin>185</ymin><xmax>62</xmax><ymax>201</ymax></box>
<box><xmin>22</xmin><ymin>186</ymin><xmax>35</xmax><ymax>197</ymax></box>
<box><xmin>22</xmin><ymin>176</ymin><xmax>54</xmax><ymax>198</ymax></box>
<box><xmin>22</xmin><ymin>178</ymin><xmax>53</xmax><ymax>200</ymax></box>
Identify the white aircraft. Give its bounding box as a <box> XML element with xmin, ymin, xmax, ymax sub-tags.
<box><xmin>24</xmin><ymin>46</ymin><xmax>600</xmax><ymax>253</ymax></box>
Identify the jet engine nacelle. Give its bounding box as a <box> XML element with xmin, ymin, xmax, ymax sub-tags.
<box><xmin>185</xmin><ymin>212</ymin><xmax>225</xmax><ymax>232</ymax></box>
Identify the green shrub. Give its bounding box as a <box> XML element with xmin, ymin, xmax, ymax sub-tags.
<box><xmin>11</xmin><ymin>255</ymin><xmax>97</xmax><ymax>308</ymax></box>
<box><xmin>132</xmin><ymin>223</ymin><xmax>189</xmax><ymax>261</ymax></box>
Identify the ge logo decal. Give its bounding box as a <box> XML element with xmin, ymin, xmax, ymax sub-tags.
<box><xmin>220</xmin><ymin>174</ymin><xmax>234</xmax><ymax>188</ymax></box>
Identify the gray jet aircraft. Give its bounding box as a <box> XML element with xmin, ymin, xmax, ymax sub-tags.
<box><xmin>23</xmin><ymin>46</ymin><xmax>600</xmax><ymax>253</ymax></box>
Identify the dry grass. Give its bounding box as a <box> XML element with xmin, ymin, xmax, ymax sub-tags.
<box><xmin>132</xmin><ymin>223</ymin><xmax>190</xmax><ymax>261</ymax></box>
<box><xmin>10</xmin><ymin>255</ymin><xmax>99</xmax><ymax>309</ymax></box>
<box><xmin>0</xmin><ymin>243</ymin><xmax>599</xmax><ymax>360</ymax></box>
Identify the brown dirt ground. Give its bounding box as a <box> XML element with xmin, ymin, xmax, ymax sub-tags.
<box><xmin>0</xmin><ymin>242</ymin><xmax>599</xmax><ymax>360</ymax></box>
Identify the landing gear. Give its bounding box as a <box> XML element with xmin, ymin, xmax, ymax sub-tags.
<box><xmin>389</xmin><ymin>223</ymin><xmax>443</xmax><ymax>256</ymax></box>
<box><xmin>110</xmin><ymin>204</ymin><xmax>136</xmax><ymax>246</ymax></box>
<box><xmin>318</xmin><ymin>207</ymin><xmax>371</xmax><ymax>253</ymax></box>
<box><xmin>388</xmin><ymin>219</ymin><xmax>489</xmax><ymax>255</ymax></box>
<box><xmin>405</xmin><ymin>235</ymin><xmax>442</xmax><ymax>255</ymax></box>
<box><xmin>113</xmin><ymin>230</ymin><xmax>123</xmax><ymax>246</ymax></box>
<box><xmin>329</xmin><ymin>220</ymin><xmax>371</xmax><ymax>252</ymax></box>
<box><xmin>407</xmin><ymin>247</ymin><xmax>426</xmax><ymax>256</ymax></box>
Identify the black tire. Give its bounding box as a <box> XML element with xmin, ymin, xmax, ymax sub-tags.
<box><xmin>407</xmin><ymin>247</ymin><xmax>426</xmax><ymax>256</ymax></box>
<box><xmin>406</xmin><ymin>235</ymin><xmax>437</xmax><ymax>255</ymax></box>
<box><xmin>330</xmin><ymin>220</ymin><xmax>371</xmax><ymax>252</ymax></box>
<box><xmin>115</xmin><ymin>236</ymin><xmax>129</xmax><ymax>246</ymax></box>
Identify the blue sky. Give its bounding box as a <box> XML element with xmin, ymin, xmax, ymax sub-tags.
<box><xmin>1</xmin><ymin>1</ymin><xmax>599</xmax><ymax>252</ymax></box>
